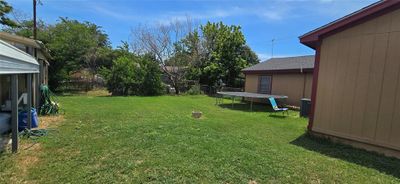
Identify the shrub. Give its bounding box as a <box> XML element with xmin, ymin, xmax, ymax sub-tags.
<box><xmin>101</xmin><ymin>55</ymin><xmax>163</xmax><ymax>96</ymax></box>
<box><xmin>140</xmin><ymin>55</ymin><xmax>164</xmax><ymax>96</ymax></box>
<box><xmin>186</xmin><ymin>85</ymin><xmax>201</xmax><ymax>95</ymax></box>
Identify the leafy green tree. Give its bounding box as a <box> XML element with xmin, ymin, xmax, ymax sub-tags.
<box><xmin>170</xmin><ymin>22</ymin><xmax>259</xmax><ymax>88</ymax></box>
<box><xmin>241</xmin><ymin>45</ymin><xmax>260</xmax><ymax>66</ymax></box>
<box><xmin>101</xmin><ymin>56</ymin><xmax>142</xmax><ymax>96</ymax></box>
<box><xmin>43</xmin><ymin>18</ymin><xmax>110</xmax><ymax>90</ymax></box>
<box><xmin>200</xmin><ymin>22</ymin><xmax>248</xmax><ymax>87</ymax></box>
<box><xmin>0</xmin><ymin>0</ymin><xmax>18</xmax><ymax>27</ymax></box>
<box><xmin>181</xmin><ymin>30</ymin><xmax>203</xmax><ymax>82</ymax></box>
<box><xmin>140</xmin><ymin>54</ymin><xmax>164</xmax><ymax>96</ymax></box>
<box><xmin>101</xmin><ymin>54</ymin><xmax>163</xmax><ymax>96</ymax></box>
<box><xmin>3</xmin><ymin>17</ymin><xmax>114</xmax><ymax>90</ymax></box>
<box><xmin>3</xmin><ymin>19</ymin><xmax>47</xmax><ymax>38</ymax></box>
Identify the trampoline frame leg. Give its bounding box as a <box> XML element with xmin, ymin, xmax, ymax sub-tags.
<box><xmin>250</xmin><ymin>98</ymin><xmax>253</xmax><ymax>111</ymax></box>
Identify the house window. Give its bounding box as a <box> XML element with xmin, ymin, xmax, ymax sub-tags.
<box><xmin>258</xmin><ymin>75</ymin><xmax>272</xmax><ymax>94</ymax></box>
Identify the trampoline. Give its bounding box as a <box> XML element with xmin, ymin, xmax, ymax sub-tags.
<box><xmin>216</xmin><ymin>91</ymin><xmax>288</xmax><ymax>111</ymax></box>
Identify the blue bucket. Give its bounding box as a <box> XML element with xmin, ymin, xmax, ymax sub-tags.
<box><xmin>18</xmin><ymin>108</ymin><xmax>39</xmax><ymax>131</ymax></box>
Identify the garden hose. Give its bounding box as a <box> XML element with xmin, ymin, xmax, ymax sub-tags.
<box><xmin>19</xmin><ymin>128</ymin><xmax>49</xmax><ymax>139</ymax></box>
<box><xmin>39</xmin><ymin>85</ymin><xmax>62</xmax><ymax>115</ymax></box>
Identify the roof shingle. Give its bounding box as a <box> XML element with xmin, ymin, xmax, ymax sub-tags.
<box><xmin>242</xmin><ymin>55</ymin><xmax>315</xmax><ymax>73</ymax></box>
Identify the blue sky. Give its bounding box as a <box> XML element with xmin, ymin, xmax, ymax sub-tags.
<box><xmin>9</xmin><ymin>0</ymin><xmax>377</xmax><ymax>61</ymax></box>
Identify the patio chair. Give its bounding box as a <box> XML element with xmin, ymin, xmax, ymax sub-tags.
<box><xmin>268</xmin><ymin>97</ymin><xmax>289</xmax><ymax>115</ymax></box>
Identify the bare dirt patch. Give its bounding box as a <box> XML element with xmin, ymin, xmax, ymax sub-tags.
<box><xmin>7</xmin><ymin>115</ymin><xmax>65</xmax><ymax>183</ymax></box>
<box><xmin>8</xmin><ymin>143</ymin><xmax>42</xmax><ymax>184</ymax></box>
<box><xmin>18</xmin><ymin>143</ymin><xmax>41</xmax><ymax>169</ymax></box>
<box><xmin>86</xmin><ymin>89</ymin><xmax>111</xmax><ymax>97</ymax></box>
<box><xmin>248</xmin><ymin>180</ymin><xmax>257</xmax><ymax>184</ymax></box>
<box><xmin>38</xmin><ymin>115</ymin><xmax>65</xmax><ymax>129</ymax></box>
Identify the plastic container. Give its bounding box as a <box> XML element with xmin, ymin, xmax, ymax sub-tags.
<box><xmin>0</xmin><ymin>113</ymin><xmax>11</xmax><ymax>135</ymax></box>
<box><xmin>300</xmin><ymin>98</ymin><xmax>311</xmax><ymax>117</ymax></box>
<box><xmin>18</xmin><ymin>108</ymin><xmax>39</xmax><ymax>131</ymax></box>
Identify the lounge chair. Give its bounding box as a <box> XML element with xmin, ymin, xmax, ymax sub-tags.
<box><xmin>268</xmin><ymin>97</ymin><xmax>289</xmax><ymax>115</ymax></box>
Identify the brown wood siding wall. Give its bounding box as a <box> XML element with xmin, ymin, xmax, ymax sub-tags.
<box><xmin>245</xmin><ymin>73</ymin><xmax>313</xmax><ymax>106</ymax></box>
<box><xmin>244</xmin><ymin>74</ymin><xmax>259</xmax><ymax>93</ymax></box>
<box><xmin>313</xmin><ymin>8</ymin><xmax>400</xmax><ymax>151</ymax></box>
<box><xmin>304</xmin><ymin>74</ymin><xmax>313</xmax><ymax>99</ymax></box>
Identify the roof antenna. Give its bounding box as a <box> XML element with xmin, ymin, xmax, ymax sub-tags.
<box><xmin>271</xmin><ymin>38</ymin><xmax>275</xmax><ymax>59</ymax></box>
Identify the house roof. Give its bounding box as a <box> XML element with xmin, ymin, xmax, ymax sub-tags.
<box><xmin>0</xmin><ymin>32</ymin><xmax>52</xmax><ymax>60</ymax></box>
<box><xmin>0</xmin><ymin>32</ymin><xmax>40</xmax><ymax>48</ymax></box>
<box><xmin>300</xmin><ymin>0</ymin><xmax>400</xmax><ymax>49</ymax></box>
<box><xmin>242</xmin><ymin>55</ymin><xmax>314</xmax><ymax>74</ymax></box>
<box><xmin>0</xmin><ymin>39</ymin><xmax>39</xmax><ymax>74</ymax></box>
<box><xmin>163</xmin><ymin>66</ymin><xmax>188</xmax><ymax>73</ymax></box>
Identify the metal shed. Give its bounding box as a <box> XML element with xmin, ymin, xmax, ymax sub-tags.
<box><xmin>0</xmin><ymin>39</ymin><xmax>39</xmax><ymax>153</ymax></box>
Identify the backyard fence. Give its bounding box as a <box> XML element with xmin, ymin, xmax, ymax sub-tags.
<box><xmin>59</xmin><ymin>79</ymin><xmax>105</xmax><ymax>92</ymax></box>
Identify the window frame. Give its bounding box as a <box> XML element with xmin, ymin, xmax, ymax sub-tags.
<box><xmin>258</xmin><ymin>75</ymin><xmax>272</xmax><ymax>94</ymax></box>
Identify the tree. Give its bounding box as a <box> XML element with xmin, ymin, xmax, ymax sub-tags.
<box><xmin>43</xmin><ymin>18</ymin><xmax>111</xmax><ymax>90</ymax></box>
<box><xmin>3</xmin><ymin>19</ymin><xmax>47</xmax><ymax>38</ymax></box>
<box><xmin>241</xmin><ymin>45</ymin><xmax>260</xmax><ymax>66</ymax></box>
<box><xmin>101</xmin><ymin>55</ymin><xmax>163</xmax><ymax>96</ymax></box>
<box><xmin>0</xmin><ymin>0</ymin><xmax>18</xmax><ymax>27</ymax></box>
<box><xmin>140</xmin><ymin>54</ymin><xmax>164</xmax><ymax>96</ymax></box>
<box><xmin>200</xmin><ymin>22</ymin><xmax>248</xmax><ymax>87</ymax></box>
<box><xmin>181</xmin><ymin>30</ymin><xmax>203</xmax><ymax>82</ymax></box>
<box><xmin>130</xmin><ymin>18</ymin><xmax>195</xmax><ymax>94</ymax></box>
<box><xmin>101</xmin><ymin>56</ymin><xmax>142</xmax><ymax>96</ymax></box>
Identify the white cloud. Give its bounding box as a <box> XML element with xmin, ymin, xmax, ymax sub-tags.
<box><xmin>319</xmin><ymin>0</ymin><xmax>334</xmax><ymax>3</ymax></box>
<box><xmin>90</xmin><ymin>0</ymin><xmax>376</xmax><ymax>26</ymax></box>
<box><xmin>261</xmin><ymin>11</ymin><xmax>283</xmax><ymax>20</ymax></box>
<box><xmin>257</xmin><ymin>53</ymin><xmax>272</xmax><ymax>61</ymax></box>
<box><xmin>92</xmin><ymin>4</ymin><xmax>140</xmax><ymax>21</ymax></box>
<box><xmin>257</xmin><ymin>52</ymin><xmax>299</xmax><ymax>61</ymax></box>
<box><xmin>90</xmin><ymin>3</ymin><xmax>290</xmax><ymax>24</ymax></box>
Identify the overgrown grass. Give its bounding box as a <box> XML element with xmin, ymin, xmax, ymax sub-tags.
<box><xmin>1</xmin><ymin>95</ymin><xmax>400</xmax><ymax>183</ymax></box>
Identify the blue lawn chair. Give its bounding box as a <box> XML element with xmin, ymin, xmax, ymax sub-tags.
<box><xmin>268</xmin><ymin>97</ymin><xmax>289</xmax><ymax>115</ymax></box>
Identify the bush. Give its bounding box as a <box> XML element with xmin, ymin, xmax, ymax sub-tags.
<box><xmin>101</xmin><ymin>55</ymin><xmax>163</xmax><ymax>96</ymax></box>
<box><xmin>186</xmin><ymin>85</ymin><xmax>201</xmax><ymax>95</ymax></box>
<box><xmin>140</xmin><ymin>55</ymin><xmax>164</xmax><ymax>96</ymax></box>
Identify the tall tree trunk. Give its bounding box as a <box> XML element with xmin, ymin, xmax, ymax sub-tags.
<box><xmin>173</xmin><ymin>81</ymin><xmax>180</xmax><ymax>95</ymax></box>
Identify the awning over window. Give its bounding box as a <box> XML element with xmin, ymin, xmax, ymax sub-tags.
<box><xmin>0</xmin><ymin>39</ymin><xmax>39</xmax><ymax>74</ymax></box>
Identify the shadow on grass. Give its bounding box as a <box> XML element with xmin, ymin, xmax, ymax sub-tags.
<box><xmin>291</xmin><ymin>133</ymin><xmax>400</xmax><ymax>178</ymax></box>
<box><xmin>217</xmin><ymin>103</ymin><xmax>274</xmax><ymax>112</ymax></box>
<box><xmin>268</xmin><ymin>114</ymin><xmax>288</xmax><ymax>119</ymax></box>
<box><xmin>56</xmin><ymin>91</ymin><xmax>111</xmax><ymax>97</ymax></box>
<box><xmin>0</xmin><ymin>136</ymin><xmax>9</xmax><ymax>157</ymax></box>
<box><xmin>217</xmin><ymin>103</ymin><xmax>292</xmax><ymax>118</ymax></box>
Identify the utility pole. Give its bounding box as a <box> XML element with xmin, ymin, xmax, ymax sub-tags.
<box><xmin>33</xmin><ymin>0</ymin><xmax>40</xmax><ymax>109</ymax></box>
<box><xmin>33</xmin><ymin>0</ymin><xmax>37</xmax><ymax>39</ymax></box>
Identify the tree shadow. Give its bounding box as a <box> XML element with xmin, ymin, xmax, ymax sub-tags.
<box><xmin>291</xmin><ymin>133</ymin><xmax>400</xmax><ymax>178</ymax></box>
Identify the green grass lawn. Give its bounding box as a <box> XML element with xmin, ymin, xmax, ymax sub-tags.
<box><xmin>1</xmin><ymin>95</ymin><xmax>400</xmax><ymax>183</ymax></box>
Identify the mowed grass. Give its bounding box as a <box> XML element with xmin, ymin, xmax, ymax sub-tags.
<box><xmin>1</xmin><ymin>95</ymin><xmax>400</xmax><ymax>183</ymax></box>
